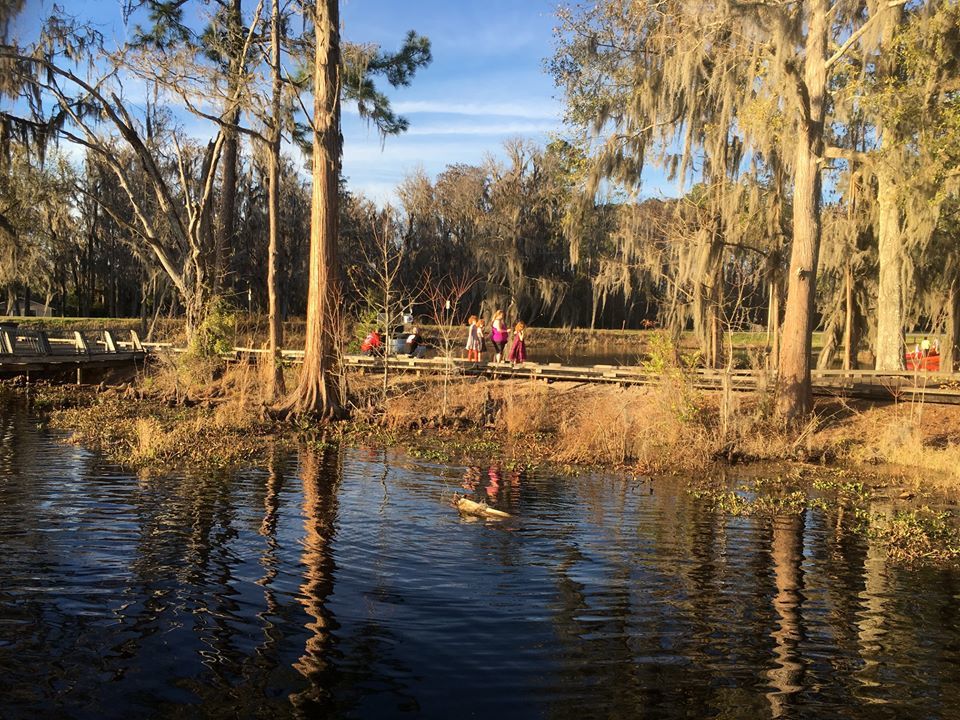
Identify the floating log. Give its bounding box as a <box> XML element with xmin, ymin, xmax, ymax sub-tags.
<box><xmin>454</xmin><ymin>496</ymin><xmax>511</xmax><ymax>519</ymax></box>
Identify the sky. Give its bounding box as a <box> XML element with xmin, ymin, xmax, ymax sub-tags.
<box><xmin>11</xmin><ymin>0</ymin><xmax>572</xmax><ymax>205</ymax></box>
<box><xmin>338</xmin><ymin>0</ymin><xmax>566</xmax><ymax>203</ymax></box>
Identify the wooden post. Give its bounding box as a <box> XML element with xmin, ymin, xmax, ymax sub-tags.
<box><xmin>129</xmin><ymin>330</ymin><xmax>144</xmax><ymax>352</ymax></box>
<box><xmin>0</xmin><ymin>329</ymin><xmax>12</xmax><ymax>354</ymax></box>
<box><xmin>104</xmin><ymin>331</ymin><xmax>117</xmax><ymax>353</ymax></box>
<box><xmin>74</xmin><ymin>331</ymin><xmax>89</xmax><ymax>354</ymax></box>
<box><xmin>77</xmin><ymin>364</ymin><xmax>82</xmax><ymax>386</ymax></box>
<box><xmin>37</xmin><ymin>331</ymin><xmax>52</xmax><ymax>355</ymax></box>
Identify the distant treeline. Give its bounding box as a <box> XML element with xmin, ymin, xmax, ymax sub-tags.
<box><xmin>1</xmin><ymin>0</ymin><xmax>959</xmax><ymax>415</ymax></box>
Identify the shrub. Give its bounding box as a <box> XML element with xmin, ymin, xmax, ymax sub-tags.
<box><xmin>188</xmin><ymin>298</ymin><xmax>237</xmax><ymax>358</ymax></box>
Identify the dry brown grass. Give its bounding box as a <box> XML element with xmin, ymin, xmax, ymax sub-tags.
<box><xmin>823</xmin><ymin>402</ymin><xmax>960</xmax><ymax>484</ymax></box>
<box><xmin>50</xmin><ymin>347</ymin><xmax>960</xmax><ymax>483</ymax></box>
<box><xmin>501</xmin><ymin>381</ymin><xmax>552</xmax><ymax>435</ymax></box>
<box><xmin>130</xmin><ymin>417</ymin><xmax>166</xmax><ymax>464</ymax></box>
<box><xmin>552</xmin><ymin>384</ymin><xmax>714</xmax><ymax>471</ymax></box>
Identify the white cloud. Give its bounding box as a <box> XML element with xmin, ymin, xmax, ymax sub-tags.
<box><xmin>346</xmin><ymin>180</ymin><xmax>402</xmax><ymax>206</ymax></box>
<box><xmin>389</xmin><ymin>99</ymin><xmax>560</xmax><ymax>120</ymax></box>
<box><xmin>403</xmin><ymin>120</ymin><xmax>558</xmax><ymax>137</ymax></box>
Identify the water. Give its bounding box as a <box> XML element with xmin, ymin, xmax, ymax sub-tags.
<box><xmin>2</xmin><ymin>397</ymin><xmax>960</xmax><ymax>719</ymax></box>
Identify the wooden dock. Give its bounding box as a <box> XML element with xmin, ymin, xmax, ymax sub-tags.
<box><xmin>214</xmin><ymin>346</ymin><xmax>960</xmax><ymax>406</ymax></box>
<box><xmin>0</xmin><ymin>325</ymin><xmax>147</xmax><ymax>381</ymax></box>
<box><xmin>5</xmin><ymin>328</ymin><xmax>959</xmax><ymax>405</ymax></box>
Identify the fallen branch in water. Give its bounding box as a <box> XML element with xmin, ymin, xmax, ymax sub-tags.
<box><xmin>453</xmin><ymin>495</ymin><xmax>511</xmax><ymax>519</ymax></box>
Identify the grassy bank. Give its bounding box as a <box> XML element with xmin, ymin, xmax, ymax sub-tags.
<box><xmin>20</xmin><ymin>350</ymin><xmax>960</xmax><ymax>483</ymax></box>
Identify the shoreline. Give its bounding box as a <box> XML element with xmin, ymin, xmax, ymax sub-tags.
<box><xmin>7</xmin><ymin>370</ymin><xmax>960</xmax><ymax>483</ymax></box>
<box><xmin>6</xmin><ymin>368</ymin><xmax>960</xmax><ymax>564</ymax></box>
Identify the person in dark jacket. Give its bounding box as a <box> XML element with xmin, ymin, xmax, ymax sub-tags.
<box><xmin>405</xmin><ymin>327</ymin><xmax>426</xmax><ymax>358</ymax></box>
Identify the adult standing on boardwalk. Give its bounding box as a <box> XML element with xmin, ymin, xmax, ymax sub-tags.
<box><xmin>491</xmin><ymin>310</ymin><xmax>509</xmax><ymax>363</ymax></box>
<box><xmin>507</xmin><ymin>321</ymin><xmax>527</xmax><ymax>364</ymax></box>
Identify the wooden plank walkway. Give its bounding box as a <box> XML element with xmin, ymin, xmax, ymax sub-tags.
<box><xmin>0</xmin><ymin>326</ymin><xmax>147</xmax><ymax>380</ymax></box>
<box><xmin>210</xmin><ymin>346</ymin><xmax>960</xmax><ymax>406</ymax></box>
<box><xmin>5</xmin><ymin>327</ymin><xmax>958</xmax><ymax>406</ymax></box>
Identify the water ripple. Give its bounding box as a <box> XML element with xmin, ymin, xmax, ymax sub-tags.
<box><xmin>1</xmin><ymin>400</ymin><xmax>959</xmax><ymax>719</ymax></box>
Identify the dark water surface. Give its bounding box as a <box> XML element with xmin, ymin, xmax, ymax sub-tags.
<box><xmin>2</xmin><ymin>398</ymin><xmax>960</xmax><ymax>719</ymax></box>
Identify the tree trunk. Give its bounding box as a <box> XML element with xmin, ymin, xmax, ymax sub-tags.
<box><xmin>874</xmin><ymin>169</ymin><xmax>904</xmax><ymax>371</ymax></box>
<box><xmin>590</xmin><ymin>285</ymin><xmax>599</xmax><ymax>330</ymax></box>
<box><xmin>945</xmin><ymin>279</ymin><xmax>960</xmax><ymax>373</ymax></box>
<box><xmin>709</xmin><ymin>306</ymin><xmax>719</xmax><ymax>368</ymax></box>
<box><xmin>842</xmin><ymin>262</ymin><xmax>858</xmax><ymax>370</ymax></box>
<box><xmin>266</xmin><ymin>0</ymin><xmax>285</xmax><ymax>401</ymax></box>
<box><xmin>777</xmin><ymin>0</ymin><xmax>827</xmax><ymax>421</ymax></box>
<box><xmin>282</xmin><ymin>0</ymin><xmax>343</xmax><ymax>419</ymax></box>
<box><xmin>213</xmin><ymin>0</ymin><xmax>244</xmax><ymax>297</ymax></box>
<box><xmin>768</xmin><ymin>278</ymin><xmax>780</xmax><ymax>369</ymax></box>
<box><xmin>185</xmin><ymin>290</ymin><xmax>209</xmax><ymax>343</ymax></box>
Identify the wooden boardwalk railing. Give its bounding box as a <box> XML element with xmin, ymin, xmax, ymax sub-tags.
<box><xmin>5</xmin><ymin>328</ymin><xmax>959</xmax><ymax>405</ymax></box>
<box><xmin>209</xmin><ymin>346</ymin><xmax>960</xmax><ymax>406</ymax></box>
<box><xmin>0</xmin><ymin>326</ymin><xmax>147</xmax><ymax>380</ymax></box>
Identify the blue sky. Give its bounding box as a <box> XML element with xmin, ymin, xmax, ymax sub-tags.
<box><xmin>12</xmin><ymin>0</ymin><xmax>569</xmax><ymax>205</ymax></box>
<box><xmin>339</xmin><ymin>0</ymin><xmax>565</xmax><ymax>202</ymax></box>
<box><xmin>11</xmin><ymin>1</ymin><xmax>682</xmax><ymax>205</ymax></box>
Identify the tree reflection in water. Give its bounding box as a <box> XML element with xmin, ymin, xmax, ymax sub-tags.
<box><xmin>766</xmin><ymin>514</ymin><xmax>806</xmax><ymax>717</ymax></box>
<box><xmin>289</xmin><ymin>445</ymin><xmax>342</xmax><ymax>715</ymax></box>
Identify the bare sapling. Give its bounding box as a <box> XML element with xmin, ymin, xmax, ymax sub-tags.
<box><xmin>421</xmin><ymin>271</ymin><xmax>478</xmax><ymax>419</ymax></box>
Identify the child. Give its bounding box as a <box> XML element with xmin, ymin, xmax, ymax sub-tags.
<box><xmin>507</xmin><ymin>321</ymin><xmax>527</xmax><ymax>364</ymax></box>
<box><xmin>490</xmin><ymin>310</ymin><xmax>508</xmax><ymax>362</ymax></box>
<box><xmin>476</xmin><ymin>318</ymin><xmax>487</xmax><ymax>361</ymax></box>
<box><xmin>465</xmin><ymin>315</ymin><xmax>479</xmax><ymax>361</ymax></box>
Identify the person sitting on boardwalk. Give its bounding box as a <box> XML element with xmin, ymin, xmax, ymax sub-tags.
<box><xmin>507</xmin><ymin>321</ymin><xmax>527</xmax><ymax>365</ymax></box>
<box><xmin>465</xmin><ymin>315</ymin><xmax>479</xmax><ymax>361</ymax></box>
<box><xmin>405</xmin><ymin>327</ymin><xmax>426</xmax><ymax>358</ymax></box>
<box><xmin>360</xmin><ymin>329</ymin><xmax>382</xmax><ymax>356</ymax></box>
<box><xmin>491</xmin><ymin>310</ymin><xmax>509</xmax><ymax>363</ymax></box>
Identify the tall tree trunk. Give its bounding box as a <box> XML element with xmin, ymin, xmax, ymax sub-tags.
<box><xmin>590</xmin><ymin>285</ymin><xmax>599</xmax><ymax>330</ymax></box>
<box><xmin>874</xmin><ymin>169</ymin><xmax>905</xmax><ymax>371</ymax></box>
<box><xmin>213</xmin><ymin>0</ymin><xmax>244</xmax><ymax>297</ymax></box>
<box><xmin>282</xmin><ymin>0</ymin><xmax>343</xmax><ymax>418</ymax></box>
<box><xmin>777</xmin><ymin>0</ymin><xmax>827</xmax><ymax>421</ymax></box>
<box><xmin>266</xmin><ymin>0</ymin><xmax>285</xmax><ymax>401</ymax></box>
<box><xmin>945</xmin><ymin>279</ymin><xmax>960</xmax><ymax>373</ymax></box>
<box><xmin>872</xmin><ymin>1</ymin><xmax>906</xmax><ymax>372</ymax></box>
<box><xmin>769</xmin><ymin>277</ymin><xmax>780</xmax><ymax>369</ymax></box>
<box><xmin>843</xmin><ymin>262</ymin><xmax>857</xmax><ymax>370</ymax></box>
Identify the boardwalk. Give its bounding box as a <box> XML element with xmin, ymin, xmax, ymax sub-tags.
<box><xmin>222</xmin><ymin>347</ymin><xmax>960</xmax><ymax>406</ymax></box>
<box><xmin>0</xmin><ymin>325</ymin><xmax>147</xmax><ymax>380</ymax></box>
<box><xmin>3</xmin><ymin>328</ymin><xmax>958</xmax><ymax>405</ymax></box>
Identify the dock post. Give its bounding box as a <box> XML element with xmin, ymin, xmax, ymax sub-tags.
<box><xmin>103</xmin><ymin>331</ymin><xmax>118</xmax><ymax>353</ymax></box>
<box><xmin>74</xmin><ymin>331</ymin><xmax>89</xmax><ymax>354</ymax></box>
